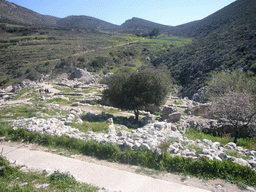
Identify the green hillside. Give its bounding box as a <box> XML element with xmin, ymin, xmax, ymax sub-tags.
<box><xmin>156</xmin><ymin>0</ymin><xmax>256</xmax><ymax>98</ymax></box>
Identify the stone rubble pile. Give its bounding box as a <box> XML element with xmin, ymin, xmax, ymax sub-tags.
<box><xmin>10</xmin><ymin>117</ymin><xmax>256</xmax><ymax>171</ymax></box>
<box><xmin>0</xmin><ymin>79</ymin><xmax>40</xmax><ymax>101</ymax></box>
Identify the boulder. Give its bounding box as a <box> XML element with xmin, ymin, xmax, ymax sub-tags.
<box><xmin>141</xmin><ymin>115</ymin><xmax>154</xmax><ymax>125</ymax></box>
<box><xmin>185</xmin><ymin>103</ymin><xmax>211</xmax><ymax>116</ymax></box>
<box><xmin>71</xmin><ymin>102</ymin><xmax>79</xmax><ymax>106</ymax></box>
<box><xmin>117</xmin><ymin>130</ymin><xmax>129</xmax><ymax>137</ymax></box>
<box><xmin>68</xmin><ymin>68</ymin><xmax>96</xmax><ymax>83</ymax></box>
<box><xmin>218</xmin><ymin>152</ymin><xmax>227</xmax><ymax>159</ymax></box>
<box><xmin>108</xmin><ymin>124</ymin><xmax>116</xmax><ymax>136</ymax></box>
<box><xmin>64</xmin><ymin>121</ymin><xmax>73</xmax><ymax>125</ymax></box>
<box><xmin>154</xmin><ymin>122</ymin><xmax>167</xmax><ymax>130</ymax></box>
<box><xmin>192</xmin><ymin>87</ymin><xmax>208</xmax><ymax>102</ymax></box>
<box><xmin>225</xmin><ymin>142</ymin><xmax>237</xmax><ymax>150</ymax></box>
<box><xmin>168</xmin><ymin>112</ymin><xmax>181</xmax><ymax>122</ymax></box>
<box><xmin>140</xmin><ymin>143</ymin><xmax>151</xmax><ymax>150</ymax></box>
<box><xmin>76</xmin><ymin>118</ymin><xmax>83</xmax><ymax>124</ymax></box>
<box><xmin>161</xmin><ymin>105</ymin><xmax>178</xmax><ymax>120</ymax></box>
<box><xmin>168</xmin><ymin>146</ymin><xmax>179</xmax><ymax>154</ymax></box>
<box><xmin>234</xmin><ymin>158</ymin><xmax>251</xmax><ymax>167</ymax></box>
<box><xmin>248</xmin><ymin>160</ymin><xmax>256</xmax><ymax>168</ymax></box>
<box><xmin>123</xmin><ymin>141</ymin><xmax>134</xmax><ymax>149</ymax></box>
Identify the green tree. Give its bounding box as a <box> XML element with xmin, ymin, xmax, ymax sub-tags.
<box><xmin>149</xmin><ymin>27</ymin><xmax>160</xmax><ymax>37</ymax></box>
<box><xmin>206</xmin><ymin>71</ymin><xmax>256</xmax><ymax>142</ymax></box>
<box><xmin>103</xmin><ymin>67</ymin><xmax>171</xmax><ymax>123</ymax></box>
<box><xmin>206</xmin><ymin>70</ymin><xmax>256</xmax><ymax>98</ymax></box>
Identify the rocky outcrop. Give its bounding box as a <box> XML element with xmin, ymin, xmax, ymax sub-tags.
<box><xmin>0</xmin><ymin>79</ymin><xmax>39</xmax><ymax>101</ymax></box>
<box><xmin>68</xmin><ymin>68</ymin><xmax>97</xmax><ymax>83</ymax></box>
<box><xmin>185</xmin><ymin>102</ymin><xmax>211</xmax><ymax>117</ymax></box>
<box><xmin>192</xmin><ymin>87</ymin><xmax>208</xmax><ymax>102</ymax></box>
<box><xmin>10</xmin><ymin>117</ymin><xmax>256</xmax><ymax>170</ymax></box>
<box><xmin>161</xmin><ymin>105</ymin><xmax>178</xmax><ymax>120</ymax></box>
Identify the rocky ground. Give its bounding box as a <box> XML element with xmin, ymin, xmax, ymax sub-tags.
<box><xmin>0</xmin><ymin>70</ymin><xmax>256</xmax><ymax>191</ymax></box>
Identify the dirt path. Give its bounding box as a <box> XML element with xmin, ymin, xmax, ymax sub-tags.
<box><xmin>38</xmin><ymin>82</ymin><xmax>61</xmax><ymax>95</ymax></box>
<box><xmin>0</xmin><ymin>141</ymin><xmax>250</xmax><ymax>192</ymax></box>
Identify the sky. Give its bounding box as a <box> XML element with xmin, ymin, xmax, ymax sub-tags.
<box><xmin>7</xmin><ymin>0</ymin><xmax>236</xmax><ymax>26</ymax></box>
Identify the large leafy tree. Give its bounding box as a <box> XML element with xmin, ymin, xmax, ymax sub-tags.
<box><xmin>103</xmin><ymin>67</ymin><xmax>171</xmax><ymax>123</ymax></box>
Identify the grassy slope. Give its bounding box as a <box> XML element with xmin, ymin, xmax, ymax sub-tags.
<box><xmin>0</xmin><ymin>25</ymin><xmax>191</xmax><ymax>86</ymax></box>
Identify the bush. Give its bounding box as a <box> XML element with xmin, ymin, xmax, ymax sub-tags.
<box><xmin>77</xmin><ymin>57</ymin><xmax>85</xmax><ymax>62</ymax></box>
<box><xmin>49</xmin><ymin>171</ymin><xmax>77</xmax><ymax>190</ymax></box>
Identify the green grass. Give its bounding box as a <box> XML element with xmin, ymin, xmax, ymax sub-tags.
<box><xmin>103</xmin><ymin>108</ymin><xmax>120</xmax><ymax>114</ymax></box>
<box><xmin>173</xmin><ymin>99</ymin><xmax>184</xmax><ymax>105</ymax></box>
<box><xmin>73</xmin><ymin>121</ymin><xmax>109</xmax><ymax>133</ymax></box>
<box><xmin>185</xmin><ymin>129</ymin><xmax>256</xmax><ymax>150</ymax></box>
<box><xmin>110</xmin><ymin>66</ymin><xmax>138</xmax><ymax>73</ymax></box>
<box><xmin>52</xmin><ymin>86</ymin><xmax>79</xmax><ymax>93</ymax></box>
<box><xmin>0</xmin><ymin>105</ymin><xmax>39</xmax><ymax>119</ymax></box>
<box><xmin>13</xmin><ymin>88</ymin><xmax>33</xmax><ymax>100</ymax></box>
<box><xmin>0</xmin><ymin>156</ymin><xmax>99</xmax><ymax>192</ymax></box>
<box><xmin>2</xmin><ymin>35</ymin><xmax>50</xmax><ymax>43</ymax></box>
<box><xmin>1</xmin><ymin>123</ymin><xmax>256</xmax><ymax>186</ymax></box>
<box><xmin>47</xmin><ymin>98</ymin><xmax>70</xmax><ymax>105</ymax></box>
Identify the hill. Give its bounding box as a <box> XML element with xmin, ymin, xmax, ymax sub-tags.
<box><xmin>121</xmin><ymin>17</ymin><xmax>172</xmax><ymax>32</ymax></box>
<box><xmin>160</xmin><ymin>0</ymin><xmax>256</xmax><ymax>98</ymax></box>
<box><xmin>57</xmin><ymin>16</ymin><xmax>119</xmax><ymax>31</ymax></box>
<box><xmin>1</xmin><ymin>0</ymin><xmax>256</xmax><ymax>101</ymax></box>
<box><xmin>169</xmin><ymin>0</ymin><xmax>256</xmax><ymax>37</ymax></box>
<box><xmin>0</xmin><ymin>0</ymin><xmax>59</xmax><ymax>26</ymax></box>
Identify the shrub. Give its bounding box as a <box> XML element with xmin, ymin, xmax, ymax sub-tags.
<box><xmin>49</xmin><ymin>171</ymin><xmax>77</xmax><ymax>190</ymax></box>
<box><xmin>77</xmin><ymin>57</ymin><xmax>85</xmax><ymax>62</ymax></box>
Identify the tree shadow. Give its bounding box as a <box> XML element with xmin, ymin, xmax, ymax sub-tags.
<box><xmin>81</xmin><ymin>112</ymin><xmax>141</xmax><ymax>129</ymax></box>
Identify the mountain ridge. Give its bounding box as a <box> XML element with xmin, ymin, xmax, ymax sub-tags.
<box><xmin>0</xmin><ymin>0</ymin><xmax>59</xmax><ymax>26</ymax></box>
<box><xmin>2</xmin><ymin>0</ymin><xmax>249</xmax><ymax>36</ymax></box>
<box><xmin>56</xmin><ymin>15</ymin><xmax>119</xmax><ymax>31</ymax></box>
<box><xmin>169</xmin><ymin>0</ymin><xmax>256</xmax><ymax>37</ymax></box>
<box><xmin>121</xmin><ymin>17</ymin><xmax>172</xmax><ymax>31</ymax></box>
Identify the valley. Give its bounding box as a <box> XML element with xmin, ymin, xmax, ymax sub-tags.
<box><xmin>0</xmin><ymin>0</ymin><xmax>256</xmax><ymax>191</ymax></box>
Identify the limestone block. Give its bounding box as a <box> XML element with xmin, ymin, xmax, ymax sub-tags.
<box><xmin>168</xmin><ymin>112</ymin><xmax>181</xmax><ymax>123</ymax></box>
